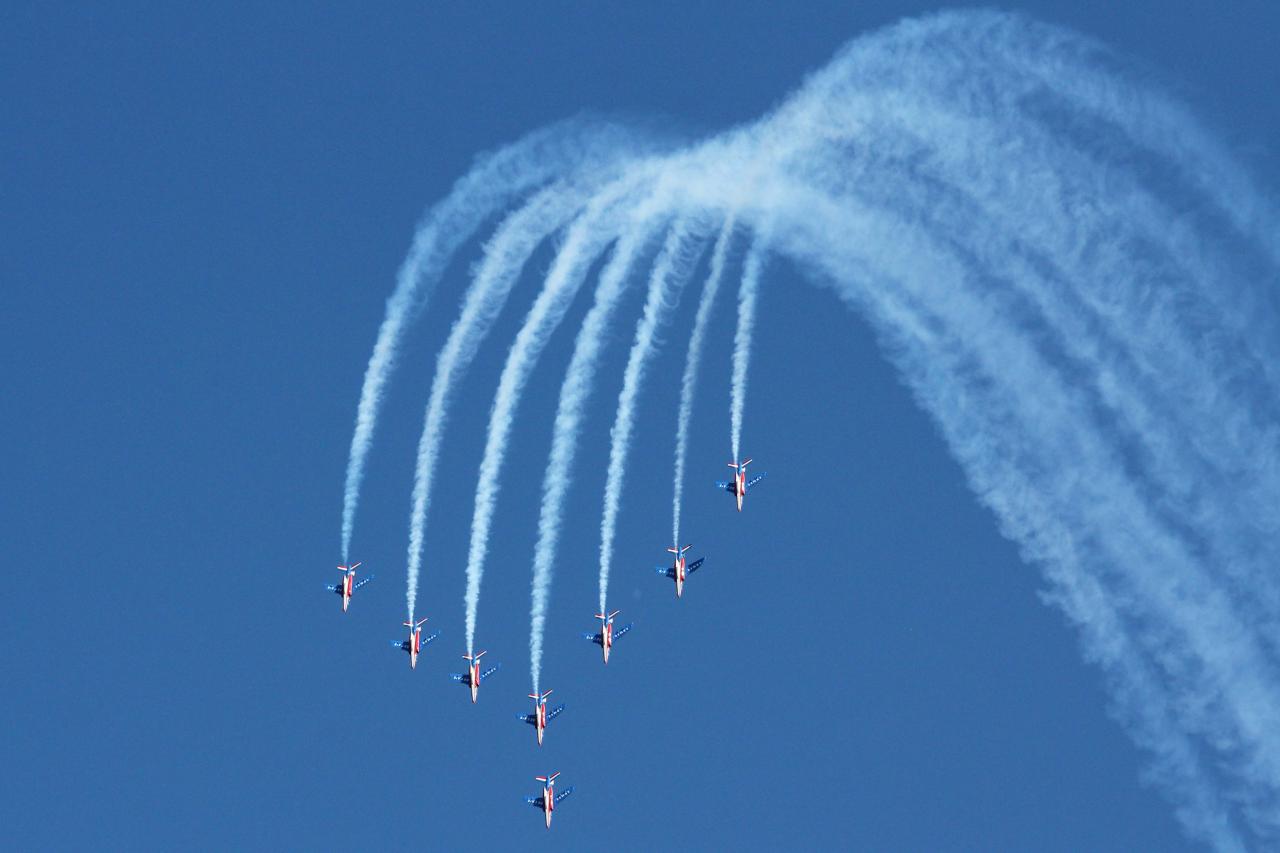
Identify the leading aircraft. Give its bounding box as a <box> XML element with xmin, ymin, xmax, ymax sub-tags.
<box><xmin>716</xmin><ymin>458</ymin><xmax>766</xmax><ymax>512</ymax></box>
<box><xmin>525</xmin><ymin>772</ymin><xmax>573</xmax><ymax>829</ymax></box>
<box><xmin>451</xmin><ymin>651</ymin><xmax>500</xmax><ymax>703</ymax></box>
<box><xmin>325</xmin><ymin>562</ymin><xmax>372</xmax><ymax>613</ymax></box>
<box><xmin>516</xmin><ymin>689</ymin><xmax>565</xmax><ymax>746</ymax></box>
<box><xmin>390</xmin><ymin>617</ymin><xmax>439</xmax><ymax>670</ymax></box>
<box><xmin>583</xmin><ymin>609</ymin><xmax>632</xmax><ymax>664</ymax></box>
<box><xmin>655</xmin><ymin>544</ymin><xmax>705</xmax><ymax>598</ymax></box>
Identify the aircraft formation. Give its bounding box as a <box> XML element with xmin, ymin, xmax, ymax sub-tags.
<box><xmin>325</xmin><ymin>457</ymin><xmax>765</xmax><ymax>829</ymax></box>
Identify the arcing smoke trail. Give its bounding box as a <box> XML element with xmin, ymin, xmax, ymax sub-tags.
<box><xmin>671</xmin><ymin>219</ymin><xmax>735</xmax><ymax>548</ymax></box>
<box><xmin>528</xmin><ymin>216</ymin><xmax>705</xmax><ymax>692</ymax></box>
<box><xmin>403</xmin><ymin>184</ymin><xmax>590</xmax><ymax>622</ymax></box>
<box><xmin>340</xmin><ymin>120</ymin><xmax>635</xmax><ymax>563</ymax></box>
<box><xmin>462</xmin><ymin>176</ymin><xmax>667</xmax><ymax>654</ymax></box>
<box><xmin>368</xmin><ymin>9</ymin><xmax>1280</xmax><ymax>847</ymax></box>
<box><xmin>729</xmin><ymin>242</ymin><xmax>764</xmax><ymax>465</ymax></box>
<box><xmin>596</xmin><ymin>222</ymin><xmax>707</xmax><ymax>616</ymax></box>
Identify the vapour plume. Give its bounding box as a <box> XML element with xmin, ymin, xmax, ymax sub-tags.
<box><xmin>528</xmin><ymin>217</ymin><xmax>705</xmax><ymax>692</ymax></box>
<box><xmin>672</xmin><ymin>219</ymin><xmax>735</xmax><ymax>548</ymax></box>
<box><xmin>461</xmin><ymin>172</ymin><xmax>669</xmax><ymax>654</ymax></box>
<box><xmin>404</xmin><ymin>185</ymin><xmax>589</xmax><ymax>622</ymax></box>
<box><xmin>597</xmin><ymin>221</ymin><xmax>707</xmax><ymax>616</ymax></box>
<box><xmin>340</xmin><ymin>120</ymin><xmax>639</xmax><ymax>563</ymax></box>
<box><xmin>729</xmin><ymin>241</ymin><xmax>764</xmax><ymax>465</ymax></box>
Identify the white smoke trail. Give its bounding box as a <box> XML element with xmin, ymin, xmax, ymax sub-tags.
<box><xmin>528</xmin><ymin>217</ymin><xmax>706</xmax><ymax>692</ymax></box>
<box><xmin>340</xmin><ymin>120</ymin><xmax>637</xmax><ymax>563</ymax></box>
<box><xmin>671</xmin><ymin>219</ymin><xmax>735</xmax><ymax>548</ymax></box>
<box><xmin>403</xmin><ymin>184</ymin><xmax>591</xmax><ymax>622</ymax></box>
<box><xmin>362</xmin><ymin>9</ymin><xmax>1280</xmax><ymax>847</ymax></box>
<box><xmin>462</xmin><ymin>173</ymin><xmax>670</xmax><ymax>654</ymax></box>
<box><xmin>596</xmin><ymin>221</ymin><xmax>708</xmax><ymax>617</ymax></box>
<box><xmin>728</xmin><ymin>241</ymin><xmax>764</xmax><ymax>466</ymax></box>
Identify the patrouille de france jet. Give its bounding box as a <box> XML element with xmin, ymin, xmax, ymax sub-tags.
<box><xmin>582</xmin><ymin>609</ymin><xmax>632</xmax><ymax>664</ymax></box>
<box><xmin>516</xmin><ymin>689</ymin><xmax>565</xmax><ymax>746</ymax></box>
<box><xmin>525</xmin><ymin>772</ymin><xmax>573</xmax><ymax>829</ymax></box>
<box><xmin>655</xmin><ymin>544</ymin><xmax>705</xmax><ymax>598</ymax></box>
<box><xmin>450</xmin><ymin>651</ymin><xmax>500</xmax><ymax>703</ymax></box>
<box><xmin>390</xmin><ymin>617</ymin><xmax>439</xmax><ymax>670</ymax></box>
<box><xmin>325</xmin><ymin>562</ymin><xmax>372</xmax><ymax>613</ymax></box>
<box><xmin>716</xmin><ymin>458</ymin><xmax>766</xmax><ymax>512</ymax></box>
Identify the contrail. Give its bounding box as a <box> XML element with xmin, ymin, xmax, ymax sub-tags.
<box><xmin>672</xmin><ymin>219</ymin><xmax>735</xmax><ymax>548</ymax></box>
<box><xmin>462</xmin><ymin>173</ymin><xmax>669</xmax><ymax>654</ymax></box>
<box><xmin>528</xmin><ymin>216</ymin><xmax>706</xmax><ymax>692</ymax></box>
<box><xmin>596</xmin><ymin>221</ymin><xmax>708</xmax><ymax>617</ymax></box>
<box><xmin>729</xmin><ymin>242</ymin><xmax>764</xmax><ymax>465</ymax></box>
<box><xmin>340</xmin><ymin>120</ymin><xmax>636</xmax><ymax>563</ymax></box>
<box><xmin>404</xmin><ymin>183</ymin><xmax>593</xmax><ymax>622</ymax></box>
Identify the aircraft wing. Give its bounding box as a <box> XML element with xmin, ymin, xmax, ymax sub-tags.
<box><xmin>715</xmin><ymin>480</ymin><xmax>734</xmax><ymax>493</ymax></box>
<box><xmin>325</xmin><ymin>584</ymin><xmax>340</xmax><ymax>593</ymax></box>
<box><xmin>613</xmin><ymin>623</ymin><xmax>634</xmax><ymax>640</ymax></box>
<box><xmin>745</xmin><ymin>473</ymin><xmax>766</xmax><ymax>490</ymax></box>
<box><xmin>390</xmin><ymin>640</ymin><xmax>409</xmax><ymax>651</ymax></box>
<box><xmin>450</xmin><ymin>673</ymin><xmax>470</xmax><ymax>685</ymax></box>
<box><xmin>480</xmin><ymin>663</ymin><xmax>501</xmax><ymax>681</ymax></box>
<box><xmin>526</xmin><ymin>796</ymin><xmax>546</xmax><ymax>809</ymax></box>
<box><xmin>352</xmin><ymin>575</ymin><xmax>375</xmax><ymax>590</ymax></box>
<box><xmin>687</xmin><ymin>557</ymin><xmax>706</xmax><ymax>574</ymax></box>
<box><xmin>517</xmin><ymin>713</ymin><xmax>536</xmax><ymax>726</ymax></box>
<box><xmin>655</xmin><ymin>566</ymin><xmax>675</xmax><ymax>578</ymax></box>
<box><xmin>553</xmin><ymin>786</ymin><xmax>574</xmax><ymax>804</ymax></box>
<box><xmin>547</xmin><ymin>703</ymin><xmax>566</xmax><ymax>720</ymax></box>
<box><xmin>422</xmin><ymin>630</ymin><xmax>441</xmax><ymax>646</ymax></box>
<box><xmin>582</xmin><ymin>631</ymin><xmax>603</xmax><ymax>646</ymax></box>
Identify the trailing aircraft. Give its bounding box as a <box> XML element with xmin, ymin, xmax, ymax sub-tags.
<box><xmin>655</xmin><ymin>544</ymin><xmax>705</xmax><ymax>598</ymax></box>
<box><xmin>325</xmin><ymin>562</ymin><xmax>372</xmax><ymax>613</ymax></box>
<box><xmin>516</xmin><ymin>689</ymin><xmax>565</xmax><ymax>746</ymax></box>
<box><xmin>525</xmin><ymin>772</ymin><xmax>573</xmax><ymax>829</ymax></box>
<box><xmin>582</xmin><ymin>610</ymin><xmax>632</xmax><ymax>664</ymax></box>
<box><xmin>390</xmin><ymin>617</ymin><xmax>438</xmax><ymax>669</ymax></box>
<box><xmin>716</xmin><ymin>458</ymin><xmax>765</xmax><ymax>512</ymax></box>
<box><xmin>451</xmin><ymin>651</ymin><xmax>500</xmax><ymax>703</ymax></box>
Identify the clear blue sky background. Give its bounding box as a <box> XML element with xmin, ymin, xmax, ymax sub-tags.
<box><xmin>5</xmin><ymin>3</ymin><xmax>1277</xmax><ymax>849</ymax></box>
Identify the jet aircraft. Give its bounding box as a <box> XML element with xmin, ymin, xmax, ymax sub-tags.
<box><xmin>516</xmin><ymin>689</ymin><xmax>565</xmax><ymax>746</ymax></box>
<box><xmin>390</xmin><ymin>617</ymin><xmax>438</xmax><ymax>670</ymax></box>
<box><xmin>583</xmin><ymin>610</ymin><xmax>632</xmax><ymax>664</ymax></box>
<box><xmin>325</xmin><ymin>562</ymin><xmax>372</xmax><ymax>613</ymax></box>
<box><xmin>716</xmin><ymin>458</ymin><xmax>766</xmax><ymax>512</ymax></box>
<box><xmin>451</xmin><ymin>651</ymin><xmax>500</xmax><ymax>703</ymax></box>
<box><xmin>655</xmin><ymin>544</ymin><xmax>705</xmax><ymax>598</ymax></box>
<box><xmin>525</xmin><ymin>772</ymin><xmax>573</xmax><ymax>829</ymax></box>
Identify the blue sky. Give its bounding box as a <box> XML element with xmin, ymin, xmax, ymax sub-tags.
<box><xmin>5</xmin><ymin>3</ymin><xmax>1278</xmax><ymax>849</ymax></box>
